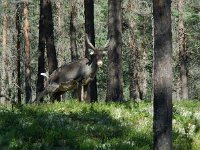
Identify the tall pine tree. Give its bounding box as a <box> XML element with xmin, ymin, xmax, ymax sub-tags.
<box><xmin>106</xmin><ymin>0</ymin><xmax>124</xmax><ymax>102</ymax></box>
<box><xmin>153</xmin><ymin>0</ymin><xmax>172</xmax><ymax>149</ymax></box>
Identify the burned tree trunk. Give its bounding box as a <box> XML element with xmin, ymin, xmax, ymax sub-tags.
<box><xmin>84</xmin><ymin>0</ymin><xmax>97</xmax><ymax>102</ymax></box>
<box><xmin>45</xmin><ymin>0</ymin><xmax>59</xmax><ymax>101</ymax></box>
<box><xmin>36</xmin><ymin>0</ymin><xmax>59</xmax><ymax>102</ymax></box>
<box><xmin>44</xmin><ymin>0</ymin><xmax>58</xmax><ymax>75</ymax></box>
<box><xmin>36</xmin><ymin>0</ymin><xmax>46</xmax><ymax>102</ymax></box>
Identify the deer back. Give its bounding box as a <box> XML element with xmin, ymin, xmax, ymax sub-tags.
<box><xmin>48</xmin><ymin>58</ymin><xmax>90</xmax><ymax>84</ymax></box>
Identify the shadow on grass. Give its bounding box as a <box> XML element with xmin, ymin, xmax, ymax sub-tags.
<box><xmin>0</xmin><ymin>104</ymin><xmax>152</xmax><ymax>150</ymax></box>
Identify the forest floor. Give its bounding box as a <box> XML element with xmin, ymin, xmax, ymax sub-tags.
<box><xmin>0</xmin><ymin>100</ymin><xmax>200</xmax><ymax>150</ymax></box>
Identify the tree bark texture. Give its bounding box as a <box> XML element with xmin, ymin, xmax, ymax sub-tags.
<box><xmin>37</xmin><ymin>0</ymin><xmax>59</xmax><ymax>101</ymax></box>
<box><xmin>128</xmin><ymin>2</ymin><xmax>141</xmax><ymax>100</ymax></box>
<box><xmin>1</xmin><ymin>0</ymin><xmax>9</xmax><ymax>104</ymax></box>
<box><xmin>106</xmin><ymin>0</ymin><xmax>124</xmax><ymax>102</ymax></box>
<box><xmin>129</xmin><ymin>37</ymin><xmax>148</xmax><ymax>101</ymax></box>
<box><xmin>140</xmin><ymin>40</ymin><xmax>148</xmax><ymax>99</ymax></box>
<box><xmin>84</xmin><ymin>0</ymin><xmax>97</xmax><ymax>102</ymax></box>
<box><xmin>127</xmin><ymin>2</ymin><xmax>147</xmax><ymax>101</ymax></box>
<box><xmin>36</xmin><ymin>0</ymin><xmax>47</xmax><ymax>102</ymax></box>
<box><xmin>16</xmin><ymin>3</ymin><xmax>22</xmax><ymax>104</ymax></box>
<box><xmin>140</xmin><ymin>16</ymin><xmax>148</xmax><ymax>99</ymax></box>
<box><xmin>24</xmin><ymin>0</ymin><xmax>32</xmax><ymax>103</ymax></box>
<box><xmin>44</xmin><ymin>0</ymin><xmax>58</xmax><ymax>75</ymax></box>
<box><xmin>178</xmin><ymin>0</ymin><xmax>188</xmax><ymax>100</ymax></box>
<box><xmin>129</xmin><ymin>29</ymin><xmax>141</xmax><ymax>100</ymax></box>
<box><xmin>70</xmin><ymin>0</ymin><xmax>79</xmax><ymax>99</ymax></box>
<box><xmin>153</xmin><ymin>0</ymin><xmax>172</xmax><ymax>149</ymax></box>
<box><xmin>70</xmin><ymin>0</ymin><xmax>78</xmax><ymax>62</ymax></box>
<box><xmin>57</xmin><ymin>0</ymin><xmax>62</xmax><ymax>30</ymax></box>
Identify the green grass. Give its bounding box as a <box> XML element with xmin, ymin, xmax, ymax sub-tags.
<box><xmin>0</xmin><ymin>100</ymin><xmax>200</xmax><ymax>150</ymax></box>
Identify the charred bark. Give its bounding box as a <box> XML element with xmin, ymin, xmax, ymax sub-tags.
<box><xmin>44</xmin><ymin>0</ymin><xmax>58</xmax><ymax>75</ymax></box>
<box><xmin>36</xmin><ymin>0</ymin><xmax>46</xmax><ymax>102</ymax></box>
<box><xmin>84</xmin><ymin>0</ymin><xmax>97</xmax><ymax>102</ymax></box>
<box><xmin>37</xmin><ymin>0</ymin><xmax>59</xmax><ymax>102</ymax></box>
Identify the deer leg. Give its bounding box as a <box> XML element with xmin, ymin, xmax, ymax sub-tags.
<box><xmin>77</xmin><ymin>82</ymin><xmax>83</xmax><ymax>102</ymax></box>
<box><xmin>35</xmin><ymin>88</ymin><xmax>49</xmax><ymax>104</ymax></box>
<box><xmin>84</xmin><ymin>85</ymin><xmax>90</xmax><ymax>102</ymax></box>
<box><xmin>81</xmin><ymin>85</ymin><xmax>85</xmax><ymax>101</ymax></box>
<box><xmin>82</xmin><ymin>86</ymin><xmax>86</xmax><ymax>101</ymax></box>
<box><xmin>77</xmin><ymin>85</ymin><xmax>88</xmax><ymax>102</ymax></box>
<box><xmin>78</xmin><ymin>84</ymin><xmax>89</xmax><ymax>102</ymax></box>
<box><xmin>51</xmin><ymin>93</ymin><xmax>61</xmax><ymax>102</ymax></box>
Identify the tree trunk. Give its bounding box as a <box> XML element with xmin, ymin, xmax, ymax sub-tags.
<box><xmin>127</xmin><ymin>1</ymin><xmax>146</xmax><ymax>101</ymax></box>
<box><xmin>140</xmin><ymin>17</ymin><xmax>148</xmax><ymax>100</ymax></box>
<box><xmin>24</xmin><ymin>0</ymin><xmax>32</xmax><ymax>103</ymax></box>
<box><xmin>44</xmin><ymin>0</ymin><xmax>58</xmax><ymax>75</ymax></box>
<box><xmin>127</xmin><ymin>2</ymin><xmax>140</xmax><ymax>100</ymax></box>
<box><xmin>178</xmin><ymin>0</ymin><xmax>188</xmax><ymax>100</ymax></box>
<box><xmin>140</xmin><ymin>41</ymin><xmax>147</xmax><ymax>100</ymax></box>
<box><xmin>106</xmin><ymin>0</ymin><xmax>124</xmax><ymax>102</ymax></box>
<box><xmin>176</xmin><ymin>76</ymin><xmax>181</xmax><ymax>100</ymax></box>
<box><xmin>70</xmin><ymin>0</ymin><xmax>79</xmax><ymax>99</ymax></box>
<box><xmin>129</xmin><ymin>34</ymin><xmax>147</xmax><ymax>101</ymax></box>
<box><xmin>129</xmin><ymin>28</ymin><xmax>141</xmax><ymax>100</ymax></box>
<box><xmin>129</xmin><ymin>53</ymin><xmax>141</xmax><ymax>100</ymax></box>
<box><xmin>57</xmin><ymin>0</ymin><xmax>62</xmax><ymax>31</ymax></box>
<box><xmin>43</xmin><ymin>0</ymin><xmax>59</xmax><ymax>101</ymax></box>
<box><xmin>16</xmin><ymin>2</ymin><xmax>22</xmax><ymax>104</ymax></box>
<box><xmin>36</xmin><ymin>0</ymin><xmax>47</xmax><ymax>102</ymax></box>
<box><xmin>84</xmin><ymin>0</ymin><xmax>97</xmax><ymax>102</ymax></box>
<box><xmin>153</xmin><ymin>0</ymin><xmax>172</xmax><ymax>149</ymax></box>
<box><xmin>70</xmin><ymin>0</ymin><xmax>78</xmax><ymax>62</ymax></box>
<box><xmin>1</xmin><ymin>0</ymin><xmax>9</xmax><ymax>104</ymax></box>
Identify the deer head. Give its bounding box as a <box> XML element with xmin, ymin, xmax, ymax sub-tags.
<box><xmin>86</xmin><ymin>34</ymin><xmax>110</xmax><ymax>66</ymax></box>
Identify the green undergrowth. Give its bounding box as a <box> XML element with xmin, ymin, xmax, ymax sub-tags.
<box><xmin>0</xmin><ymin>100</ymin><xmax>200</xmax><ymax>150</ymax></box>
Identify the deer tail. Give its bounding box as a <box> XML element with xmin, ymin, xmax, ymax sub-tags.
<box><xmin>40</xmin><ymin>73</ymin><xmax>49</xmax><ymax>79</ymax></box>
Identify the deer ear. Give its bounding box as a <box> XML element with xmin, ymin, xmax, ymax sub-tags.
<box><xmin>90</xmin><ymin>51</ymin><xmax>95</xmax><ymax>55</ymax></box>
<box><xmin>103</xmin><ymin>38</ymin><xmax>111</xmax><ymax>49</ymax></box>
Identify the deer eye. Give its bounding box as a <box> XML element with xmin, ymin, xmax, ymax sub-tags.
<box><xmin>103</xmin><ymin>51</ymin><xmax>107</xmax><ymax>55</ymax></box>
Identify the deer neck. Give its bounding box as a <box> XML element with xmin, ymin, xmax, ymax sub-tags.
<box><xmin>87</xmin><ymin>56</ymin><xmax>98</xmax><ymax>78</ymax></box>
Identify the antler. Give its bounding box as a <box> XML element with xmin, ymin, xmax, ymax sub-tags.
<box><xmin>103</xmin><ymin>38</ymin><xmax>111</xmax><ymax>49</ymax></box>
<box><xmin>86</xmin><ymin>34</ymin><xmax>96</xmax><ymax>50</ymax></box>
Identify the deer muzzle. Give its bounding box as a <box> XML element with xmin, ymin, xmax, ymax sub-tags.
<box><xmin>97</xmin><ymin>60</ymin><xmax>103</xmax><ymax>66</ymax></box>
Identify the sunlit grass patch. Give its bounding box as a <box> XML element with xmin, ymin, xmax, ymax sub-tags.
<box><xmin>1</xmin><ymin>100</ymin><xmax>200</xmax><ymax>149</ymax></box>
<box><xmin>173</xmin><ymin>100</ymin><xmax>200</xmax><ymax>150</ymax></box>
<box><xmin>0</xmin><ymin>100</ymin><xmax>152</xmax><ymax>149</ymax></box>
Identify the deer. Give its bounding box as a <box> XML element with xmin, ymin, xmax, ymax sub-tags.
<box><xmin>35</xmin><ymin>35</ymin><xmax>110</xmax><ymax>103</ymax></box>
